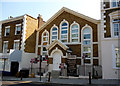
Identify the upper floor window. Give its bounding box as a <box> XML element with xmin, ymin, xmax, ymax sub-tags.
<box><xmin>51</xmin><ymin>25</ymin><xmax>58</xmax><ymax>43</ymax></box>
<box><xmin>83</xmin><ymin>27</ymin><xmax>91</xmax><ymax>45</ymax></box>
<box><xmin>60</xmin><ymin>19</ymin><xmax>68</xmax><ymax>43</ymax></box>
<box><xmin>42</xmin><ymin>30</ymin><xmax>49</xmax><ymax>57</ymax></box>
<box><xmin>5</xmin><ymin>26</ymin><xmax>10</xmax><ymax>36</ymax></box>
<box><xmin>15</xmin><ymin>24</ymin><xmax>21</xmax><ymax>35</ymax></box>
<box><xmin>111</xmin><ymin>0</ymin><xmax>120</xmax><ymax>7</ymax></box>
<box><xmin>113</xmin><ymin>19</ymin><xmax>120</xmax><ymax>37</ymax></box>
<box><xmin>70</xmin><ymin>22</ymin><xmax>79</xmax><ymax>43</ymax></box>
<box><xmin>3</xmin><ymin>41</ymin><xmax>8</xmax><ymax>53</ymax></box>
<box><xmin>42</xmin><ymin>31</ymin><xmax>49</xmax><ymax>46</ymax></box>
<box><xmin>14</xmin><ymin>40</ymin><xmax>20</xmax><ymax>50</ymax></box>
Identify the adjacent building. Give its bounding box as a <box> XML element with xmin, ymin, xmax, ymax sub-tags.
<box><xmin>0</xmin><ymin>14</ymin><xmax>44</xmax><ymax>75</ymax></box>
<box><xmin>36</xmin><ymin>7</ymin><xmax>101</xmax><ymax>77</ymax></box>
<box><xmin>101</xmin><ymin>0</ymin><xmax>120</xmax><ymax>79</ymax></box>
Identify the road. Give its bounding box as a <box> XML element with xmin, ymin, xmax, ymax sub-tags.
<box><xmin>1</xmin><ymin>82</ymin><xmax>120</xmax><ymax>86</ymax></box>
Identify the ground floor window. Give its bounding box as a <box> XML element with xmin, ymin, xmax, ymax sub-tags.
<box><xmin>115</xmin><ymin>48</ymin><xmax>120</xmax><ymax>67</ymax></box>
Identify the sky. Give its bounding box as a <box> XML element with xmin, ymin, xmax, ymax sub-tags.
<box><xmin>0</xmin><ymin>0</ymin><xmax>101</xmax><ymax>22</ymax></box>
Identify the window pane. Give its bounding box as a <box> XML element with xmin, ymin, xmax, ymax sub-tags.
<box><xmin>61</xmin><ymin>35</ymin><xmax>67</xmax><ymax>39</ymax></box>
<box><xmin>52</xmin><ymin>32</ymin><xmax>57</xmax><ymax>35</ymax></box>
<box><xmin>43</xmin><ymin>47</ymin><xmax>47</xmax><ymax>51</ymax></box>
<box><xmin>52</xmin><ymin>36</ymin><xmax>57</xmax><ymax>39</ymax></box>
<box><xmin>72</xmin><ymin>29</ymin><xmax>78</xmax><ymax>33</ymax></box>
<box><xmin>43</xmin><ymin>32</ymin><xmax>48</xmax><ymax>36</ymax></box>
<box><xmin>83</xmin><ymin>40</ymin><xmax>91</xmax><ymax>45</ymax></box>
<box><xmin>61</xmin><ymin>27</ymin><xmax>67</xmax><ymax>30</ymax></box>
<box><xmin>62</xmin><ymin>23</ymin><xmax>67</xmax><ymax>26</ymax></box>
<box><xmin>72</xmin><ymin>39</ymin><xmax>78</xmax><ymax>42</ymax></box>
<box><xmin>61</xmin><ymin>40</ymin><xmax>67</xmax><ymax>43</ymax></box>
<box><xmin>112</xmin><ymin>1</ymin><xmax>117</xmax><ymax>7</ymax></box>
<box><xmin>83</xmin><ymin>28</ymin><xmax>91</xmax><ymax>34</ymax></box>
<box><xmin>42</xmin><ymin>52</ymin><xmax>47</xmax><ymax>56</ymax></box>
<box><xmin>43</xmin><ymin>42</ymin><xmax>47</xmax><ymax>45</ymax></box>
<box><xmin>72</xmin><ymin>34</ymin><xmax>78</xmax><ymax>37</ymax></box>
<box><xmin>52</xmin><ymin>27</ymin><xmax>57</xmax><ymax>31</ymax></box>
<box><xmin>5</xmin><ymin>28</ymin><xmax>10</xmax><ymax>36</ymax></box>
<box><xmin>84</xmin><ymin>59</ymin><xmax>91</xmax><ymax>64</ymax></box>
<box><xmin>83</xmin><ymin>53</ymin><xmax>91</xmax><ymax>58</ymax></box>
<box><xmin>72</xmin><ymin>24</ymin><xmax>78</xmax><ymax>28</ymax></box>
<box><xmin>43</xmin><ymin>37</ymin><xmax>48</xmax><ymax>41</ymax></box>
<box><xmin>84</xmin><ymin>34</ymin><xmax>91</xmax><ymax>39</ymax></box>
<box><xmin>62</xmin><ymin>30</ymin><xmax>67</xmax><ymax>34</ymax></box>
<box><xmin>83</xmin><ymin>47</ymin><xmax>91</xmax><ymax>52</ymax></box>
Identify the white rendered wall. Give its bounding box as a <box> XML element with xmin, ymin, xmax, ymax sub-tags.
<box><xmin>20</xmin><ymin>52</ymin><xmax>36</xmax><ymax>70</ymax></box>
<box><xmin>101</xmin><ymin>39</ymin><xmax>120</xmax><ymax>79</ymax></box>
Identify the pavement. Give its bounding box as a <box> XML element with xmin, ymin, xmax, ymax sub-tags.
<box><xmin>1</xmin><ymin>76</ymin><xmax>120</xmax><ymax>86</ymax></box>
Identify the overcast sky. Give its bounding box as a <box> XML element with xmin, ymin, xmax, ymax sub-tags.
<box><xmin>0</xmin><ymin>0</ymin><xmax>101</xmax><ymax>21</ymax></box>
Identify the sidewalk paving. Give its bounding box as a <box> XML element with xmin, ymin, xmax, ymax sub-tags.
<box><xmin>1</xmin><ymin>76</ymin><xmax>120</xmax><ymax>85</ymax></box>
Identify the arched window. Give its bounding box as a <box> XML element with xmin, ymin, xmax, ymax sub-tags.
<box><xmin>83</xmin><ymin>28</ymin><xmax>91</xmax><ymax>45</ymax></box>
<box><xmin>60</xmin><ymin>20</ymin><xmax>68</xmax><ymax>43</ymax></box>
<box><xmin>82</xmin><ymin>26</ymin><xmax>92</xmax><ymax>64</ymax></box>
<box><xmin>42</xmin><ymin>30</ymin><xmax>49</xmax><ymax>57</ymax></box>
<box><xmin>70</xmin><ymin>22</ymin><xmax>79</xmax><ymax>43</ymax></box>
<box><xmin>51</xmin><ymin>25</ymin><xmax>58</xmax><ymax>43</ymax></box>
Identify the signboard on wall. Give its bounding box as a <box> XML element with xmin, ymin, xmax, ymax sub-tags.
<box><xmin>67</xmin><ymin>55</ymin><xmax>77</xmax><ymax>76</ymax></box>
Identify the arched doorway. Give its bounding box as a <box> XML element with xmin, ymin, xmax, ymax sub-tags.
<box><xmin>52</xmin><ymin>49</ymin><xmax>63</xmax><ymax>70</ymax></box>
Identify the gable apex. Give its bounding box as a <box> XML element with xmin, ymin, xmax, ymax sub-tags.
<box><xmin>38</xmin><ymin>7</ymin><xmax>99</xmax><ymax>32</ymax></box>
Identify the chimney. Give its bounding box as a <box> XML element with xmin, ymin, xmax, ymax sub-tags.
<box><xmin>37</xmin><ymin>14</ymin><xmax>44</xmax><ymax>28</ymax></box>
<box><xmin>8</xmin><ymin>16</ymin><xmax>13</xmax><ymax>19</ymax></box>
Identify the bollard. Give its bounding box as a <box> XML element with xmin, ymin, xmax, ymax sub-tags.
<box><xmin>21</xmin><ymin>72</ymin><xmax>23</xmax><ymax>80</ymax></box>
<box><xmin>89</xmin><ymin>72</ymin><xmax>91</xmax><ymax>84</ymax></box>
<box><xmin>48</xmin><ymin>72</ymin><xmax>51</xmax><ymax>82</ymax></box>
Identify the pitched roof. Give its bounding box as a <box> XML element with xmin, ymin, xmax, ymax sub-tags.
<box><xmin>1</xmin><ymin>14</ymin><xmax>37</xmax><ymax>24</ymax></box>
<box><xmin>47</xmin><ymin>40</ymin><xmax>69</xmax><ymax>51</ymax></box>
<box><xmin>38</xmin><ymin>7</ymin><xmax>99</xmax><ymax>32</ymax></box>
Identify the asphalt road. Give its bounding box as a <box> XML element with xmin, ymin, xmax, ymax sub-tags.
<box><xmin>2</xmin><ymin>82</ymin><xmax>120</xmax><ymax>86</ymax></box>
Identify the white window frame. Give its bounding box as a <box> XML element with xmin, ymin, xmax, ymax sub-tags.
<box><xmin>3</xmin><ymin>41</ymin><xmax>8</xmax><ymax>53</ymax></box>
<box><xmin>70</xmin><ymin>21</ymin><xmax>80</xmax><ymax>43</ymax></box>
<box><xmin>14</xmin><ymin>40</ymin><xmax>20</xmax><ymax>50</ymax></box>
<box><xmin>50</xmin><ymin>24</ymin><xmax>58</xmax><ymax>44</ymax></box>
<box><xmin>112</xmin><ymin>19</ymin><xmax>120</xmax><ymax>37</ymax></box>
<box><xmin>41</xmin><ymin>30</ymin><xmax>49</xmax><ymax>57</ymax></box>
<box><xmin>60</xmin><ymin>19</ymin><xmax>69</xmax><ymax>43</ymax></box>
<box><xmin>4</xmin><ymin>26</ymin><xmax>10</xmax><ymax>36</ymax></box>
<box><xmin>110</xmin><ymin>0</ymin><xmax>120</xmax><ymax>8</ymax></box>
<box><xmin>81</xmin><ymin>24</ymin><xmax>93</xmax><ymax>65</ymax></box>
<box><xmin>15</xmin><ymin>24</ymin><xmax>21</xmax><ymax>35</ymax></box>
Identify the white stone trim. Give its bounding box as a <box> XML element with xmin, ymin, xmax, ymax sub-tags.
<box><xmin>60</xmin><ymin>19</ymin><xmax>69</xmax><ymax>43</ymax></box>
<box><xmin>16</xmin><ymin>24</ymin><xmax>21</xmax><ymax>26</ymax></box>
<box><xmin>70</xmin><ymin>21</ymin><xmax>80</xmax><ymax>43</ymax></box>
<box><xmin>21</xmin><ymin>15</ymin><xmax>27</xmax><ymax>51</ymax></box>
<box><xmin>50</xmin><ymin>24</ymin><xmax>58</xmax><ymax>44</ymax></box>
<box><xmin>35</xmin><ymin>31</ymin><xmax>39</xmax><ymax>56</ymax></box>
<box><xmin>50</xmin><ymin>48</ymin><xmax>63</xmax><ymax>57</ymax></box>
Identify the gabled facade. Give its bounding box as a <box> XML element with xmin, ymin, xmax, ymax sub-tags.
<box><xmin>101</xmin><ymin>0</ymin><xmax>120</xmax><ymax>79</ymax></box>
<box><xmin>0</xmin><ymin>14</ymin><xmax>44</xmax><ymax>75</ymax></box>
<box><xmin>36</xmin><ymin>7</ymin><xmax>101</xmax><ymax>77</ymax></box>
